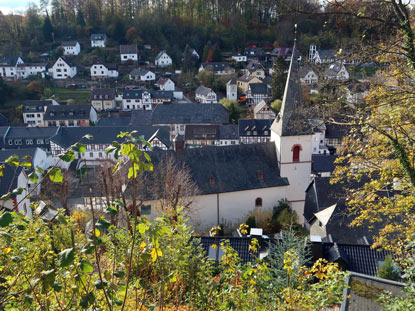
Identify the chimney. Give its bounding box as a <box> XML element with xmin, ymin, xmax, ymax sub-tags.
<box><xmin>173</xmin><ymin>134</ymin><xmax>184</xmax><ymax>151</ymax></box>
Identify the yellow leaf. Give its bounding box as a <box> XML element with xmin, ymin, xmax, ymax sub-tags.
<box><xmin>150</xmin><ymin>248</ymin><xmax>157</xmax><ymax>262</ymax></box>
<box><xmin>94</xmin><ymin>228</ymin><xmax>101</xmax><ymax>237</ymax></box>
<box><xmin>3</xmin><ymin>247</ymin><xmax>11</xmax><ymax>254</ymax></box>
<box><xmin>139</xmin><ymin>241</ymin><xmax>147</xmax><ymax>250</ymax></box>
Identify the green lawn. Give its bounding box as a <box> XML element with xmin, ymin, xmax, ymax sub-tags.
<box><xmin>50</xmin><ymin>88</ymin><xmax>91</xmax><ymax>105</ymax></box>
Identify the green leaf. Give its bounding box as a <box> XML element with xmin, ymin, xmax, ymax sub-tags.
<box><xmin>12</xmin><ymin>187</ymin><xmax>24</xmax><ymax>195</ymax></box>
<box><xmin>59</xmin><ymin>150</ymin><xmax>75</xmax><ymax>162</ymax></box>
<box><xmin>114</xmin><ymin>270</ymin><xmax>125</xmax><ymax>278</ymax></box>
<box><xmin>72</xmin><ymin>142</ymin><xmax>86</xmax><ymax>153</ymax></box>
<box><xmin>80</xmin><ymin>260</ymin><xmax>93</xmax><ymax>273</ymax></box>
<box><xmin>96</xmin><ymin>218</ymin><xmax>111</xmax><ymax>230</ymax></box>
<box><xmin>105</xmin><ymin>206</ymin><xmax>118</xmax><ymax>216</ymax></box>
<box><xmin>0</xmin><ymin>165</ymin><xmax>4</xmax><ymax>177</ymax></box>
<box><xmin>114</xmin><ymin>199</ymin><xmax>125</xmax><ymax>207</ymax></box>
<box><xmin>0</xmin><ymin>193</ymin><xmax>11</xmax><ymax>201</ymax></box>
<box><xmin>0</xmin><ymin>213</ymin><xmax>13</xmax><ymax>227</ymax></box>
<box><xmin>94</xmin><ymin>279</ymin><xmax>107</xmax><ymax>289</ymax></box>
<box><xmin>35</xmin><ymin>167</ymin><xmax>45</xmax><ymax>175</ymax></box>
<box><xmin>0</xmin><ymin>231</ymin><xmax>11</xmax><ymax>243</ymax></box>
<box><xmin>52</xmin><ymin>282</ymin><xmax>62</xmax><ymax>292</ymax></box>
<box><xmin>81</xmin><ymin>244</ymin><xmax>95</xmax><ymax>255</ymax></box>
<box><xmin>41</xmin><ymin>269</ymin><xmax>56</xmax><ymax>291</ymax></box>
<box><xmin>11</xmin><ymin>256</ymin><xmax>22</xmax><ymax>263</ymax></box>
<box><xmin>5</xmin><ymin>155</ymin><xmax>19</xmax><ymax>167</ymax></box>
<box><xmin>56</xmin><ymin>215</ymin><xmax>67</xmax><ymax>225</ymax></box>
<box><xmin>138</xmin><ymin>223</ymin><xmax>149</xmax><ymax>234</ymax></box>
<box><xmin>57</xmin><ymin>248</ymin><xmax>75</xmax><ymax>267</ymax></box>
<box><xmin>80</xmin><ymin>292</ymin><xmax>95</xmax><ymax>309</ymax></box>
<box><xmin>49</xmin><ymin>168</ymin><xmax>64</xmax><ymax>183</ymax></box>
<box><xmin>28</xmin><ymin>172</ymin><xmax>39</xmax><ymax>183</ymax></box>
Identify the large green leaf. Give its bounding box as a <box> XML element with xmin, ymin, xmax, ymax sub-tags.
<box><xmin>80</xmin><ymin>260</ymin><xmax>93</xmax><ymax>273</ymax></box>
<box><xmin>59</xmin><ymin>150</ymin><xmax>75</xmax><ymax>163</ymax></box>
<box><xmin>49</xmin><ymin>168</ymin><xmax>64</xmax><ymax>183</ymax></box>
<box><xmin>57</xmin><ymin>248</ymin><xmax>75</xmax><ymax>267</ymax></box>
<box><xmin>0</xmin><ymin>213</ymin><xmax>13</xmax><ymax>227</ymax></box>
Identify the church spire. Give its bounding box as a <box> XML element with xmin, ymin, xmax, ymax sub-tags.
<box><xmin>271</xmin><ymin>25</ymin><xmax>312</xmax><ymax>137</ymax></box>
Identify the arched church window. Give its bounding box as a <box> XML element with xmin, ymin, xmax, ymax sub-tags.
<box><xmin>255</xmin><ymin>198</ymin><xmax>262</xmax><ymax>207</ymax></box>
<box><xmin>292</xmin><ymin>145</ymin><xmax>302</xmax><ymax>162</ymax></box>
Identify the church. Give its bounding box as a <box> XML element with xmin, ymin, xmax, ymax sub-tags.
<box><xmin>144</xmin><ymin>43</ymin><xmax>314</xmax><ymax>229</ymax></box>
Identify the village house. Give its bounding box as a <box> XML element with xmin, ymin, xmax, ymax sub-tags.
<box><xmin>184</xmin><ymin>124</ymin><xmax>239</xmax><ymax>147</ymax></box>
<box><xmin>120</xmin><ymin>45</ymin><xmax>138</xmax><ymax>62</ymax></box>
<box><xmin>50</xmin><ymin>126</ymin><xmax>171</xmax><ymax>168</ymax></box>
<box><xmin>246</xmin><ymin>83</ymin><xmax>272</xmax><ymax>106</ymax></box>
<box><xmin>23</xmin><ymin>99</ymin><xmax>59</xmax><ymax>126</ymax></box>
<box><xmin>310</xmin><ymin>44</ymin><xmax>337</xmax><ymax>64</ymax></box>
<box><xmin>199</xmin><ymin>62</ymin><xmax>235</xmax><ymax>76</ymax></box>
<box><xmin>43</xmin><ymin>104</ymin><xmax>97</xmax><ymax>127</ymax></box>
<box><xmin>130</xmin><ymin>103</ymin><xmax>229</xmax><ymax>140</ymax></box>
<box><xmin>324</xmin><ymin>62</ymin><xmax>350</xmax><ymax>80</ymax></box>
<box><xmin>60</xmin><ymin>41</ymin><xmax>81</xmax><ymax>55</ymax></box>
<box><xmin>253</xmin><ymin>100</ymin><xmax>276</xmax><ymax>119</ymax></box>
<box><xmin>226</xmin><ymin>78</ymin><xmax>237</xmax><ymax>101</ymax></box>
<box><xmin>271</xmin><ymin>47</ymin><xmax>302</xmax><ymax>62</ymax></box>
<box><xmin>51</xmin><ymin>56</ymin><xmax>77</xmax><ymax>79</ymax></box>
<box><xmin>156</xmin><ymin>78</ymin><xmax>175</xmax><ymax>91</ymax></box>
<box><xmin>242</xmin><ymin>61</ymin><xmax>266</xmax><ymax>79</ymax></box>
<box><xmin>0</xmin><ymin>165</ymin><xmax>30</xmax><ymax>217</ymax></box>
<box><xmin>155</xmin><ymin>51</ymin><xmax>173</xmax><ymax>67</ymax></box>
<box><xmin>90</xmin><ymin>61</ymin><xmax>118</xmax><ymax>80</ymax></box>
<box><xmin>122</xmin><ymin>90</ymin><xmax>173</xmax><ymax>111</ymax></box>
<box><xmin>2</xmin><ymin>126</ymin><xmax>59</xmax><ymax>152</ymax></box>
<box><xmin>129</xmin><ymin>68</ymin><xmax>156</xmax><ymax>81</ymax></box>
<box><xmin>90</xmin><ymin>34</ymin><xmax>107</xmax><ymax>47</ymax></box>
<box><xmin>0</xmin><ymin>56</ymin><xmax>24</xmax><ymax>79</ymax></box>
<box><xmin>238</xmin><ymin>119</ymin><xmax>273</xmax><ymax>144</ymax></box>
<box><xmin>244</xmin><ymin>47</ymin><xmax>266</xmax><ymax>61</ymax></box>
<box><xmin>195</xmin><ymin>86</ymin><xmax>217</xmax><ymax>104</ymax></box>
<box><xmin>299</xmin><ymin>67</ymin><xmax>319</xmax><ymax>85</ymax></box>
<box><xmin>237</xmin><ymin>75</ymin><xmax>263</xmax><ymax>93</ymax></box>
<box><xmin>17</xmin><ymin>62</ymin><xmax>48</xmax><ymax>79</ymax></box>
<box><xmin>89</xmin><ymin>88</ymin><xmax>117</xmax><ymax>111</ymax></box>
<box><xmin>232</xmin><ymin>54</ymin><xmax>247</xmax><ymax>62</ymax></box>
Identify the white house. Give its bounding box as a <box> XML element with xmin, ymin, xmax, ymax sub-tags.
<box><xmin>90</xmin><ymin>61</ymin><xmax>118</xmax><ymax>80</ymax></box>
<box><xmin>253</xmin><ymin>100</ymin><xmax>276</xmax><ymax>119</ymax></box>
<box><xmin>90</xmin><ymin>34</ymin><xmax>107</xmax><ymax>48</ymax></box>
<box><xmin>156</xmin><ymin>78</ymin><xmax>175</xmax><ymax>91</ymax></box>
<box><xmin>17</xmin><ymin>62</ymin><xmax>48</xmax><ymax>79</ymax></box>
<box><xmin>195</xmin><ymin>86</ymin><xmax>217</xmax><ymax>104</ymax></box>
<box><xmin>299</xmin><ymin>67</ymin><xmax>319</xmax><ymax>85</ymax></box>
<box><xmin>61</xmin><ymin>41</ymin><xmax>81</xmax><ymax>56</ymax></box>
<box><xmin>155</xmin><ymin>51</ymin><xmax>173</xmax><ymax>67</ymax></box>
<box><xmin>23</xmin><ymin>99</ymin><xmax>59</xmax><ymax>126</ymax></box>
<box><xmin>129</xmin><ymin>68</ymin><xmax>156</xmax><ymax>81</ymax></box>
<box><xmin>51</xmin><ymin>57</ymin><xmax>77</xmax><ymax>79</ymax></box>
<box><xmin>310</xmin><ymin>45</ymin><xmax>337</xmax><ymax>64</ymax></box>
<box><xmin>324</xmin><ymin>62</ymin><xmax>349</xmax><ymax>80</ymax></box>
<box><xmin>122</xmin><ymin>90</ymin><xmax>174</xmax><ymax>111</ymax></box>
<box><xmin>0</xmin><ymin>56</ymin><xmax>24</xmax><ymax>79</ymax></box>
<box><xmin>232</xmin><ymin>55</ymin><xmax>247</xmax><ymax>62</ymax></box>
<box><xmin>0</xmin><ymin>165</ymin><xmax>31</xmax><ymax>217</ymax></box>
<box><xmin>199</xmin><ymin>62</ymin><xmax>235</xmax><ymax>76</ymax></box>
<box><xmin>120</xmin><ymin>45</ymin><xmax>138</xmax><ymax>62</ymax></box>
<box><xmin>226</xmin><ymin>78</ymin><xmax>237</xmax><ymax>101</ymax></box>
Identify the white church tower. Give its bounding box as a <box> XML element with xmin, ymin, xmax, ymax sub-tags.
<box><xmin>226</xmin><ymin>78</ymin><xmax>237</xmax><ymax>101</ymax></box>
<box><xmin>271</xmin><ymin>40</ymin><xmax>313</xmax><ymax>222</ymax></box>
<box><xmin>309</xmin><ymin>43</ymin><xmax>317</xmax><ymax>63</ymax></box>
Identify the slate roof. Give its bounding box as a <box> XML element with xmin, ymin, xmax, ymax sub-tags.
<box><xmin>149</xmin><ymin>142</ymin><xmax>288</xmax><ymax>195</ymax></box>
<box><xmin>244</xmin><ymin>47</ymin><xmax>265</xmax><ymax>57</ymax></box>
<box><xmin>92</xmin><ymin>60</ymin><xmax>117</xmax><ymax>70</ymax></box>
<box><xmin>219</xmin><ymin>124</ymin><xmax>239</xmax><ymax>140</ymax></box>
<box><xmin>298</xmin><ymin>66</ymin><xmax>318</xmax><ymax>78</ymax></box>
<box><xmin>325</xmin><ymin>123</ymin><xmax>350</xmax><ymax>139</ymax></box>
<box><xmin>271</xmin><ymin>47</ymin><xmax>295</xmax><ymax>57</ymax></box>
<box><xmin>90</xmin><ymin>88</ymin><xmax>116</xmax><ymax>101</ymax></box>
<box><xmin>129</xmin><ymin>110</ymin><xmax>153</xmax><ymax>126</ymax></box>
<box><xmin>44</xmin><ymin>104</ymin><xmax>93</xmax><ymax>121</ymax></box>
<box><xmin>237</xmin><ymin>74</ymin><xmax>261</xmax><ymax>83</ymax></box>
<box><xmin>271</xmin><ymin>43</ymin><xmax>313</xmax><ymax>137</ymax></box>
<box><xmin>156</xmin><ymin>78</ymin><xmax>172</xmax><ymax>87</ymax></box>
<box><xmin>23</xmin><ymin>100</ymin><xmax>54</xmax><ymax>113</ymax></box>
<box><xmin>130</xmin><ymin>68</ymin><xmax>151</xmax><ymax>76</ymax></box>
<box><xmin>321</xmin><ymin>243</ymin><xmax>390</xmax><ymax>276</ymax></box>
<box><xmin>50</xmin><ymin>126</ymin><xmax>170</xmax><ymax>149</ymax></box>
<box><xmin>0</xmin><ymin>126</ymin><xmax>10</xmax><ymax>149</ymax></box>
<box><xmin>312</xmin><ymin>155</ymin><xmax>338</xmax><ymax>175</ymax></box>
<box><xmin>249</xmin><ymin>83</ymin><xmax>271</xmax><ymax>95</ymax></box>
<box><xmin>0</xmin><ymin>148</ymin><xmax>37</xmax><ymax>163</ymax></box>
<box><xmin>185</xmin><ymin>125</ymin><xmax>219</xmax><ymax>140</ymax></box>
<box><xmin>61</xmin><ymin>41</ymin><xmax>78</xmax><ymax>47</ymax></box>
<box><xmin>0</xmin><ymin>113</ymin><xmax>8</xmax><ymax>126</ymax></box>
<box><xmin>0</xmin><ymin>56</ymin><xmax>20</xmax><ymax>66</ymax></box>
<box><xmin>90</xmin><ymin>34</ymin><xmax>106</xmax><ymax>41</ymax></box>
<box><xmin>0</xmin><ymin>164</ymin><xmax>22</xmax><ymax>198</ymax></box>
<box><xmin>120</xmin><ymin>45</ymin><xmax>137</xmax><ymax>54</ymax></box>
<box><xmin>246</xmin><ymin>61</ymin><xmax>265</xmax><ymax>72</ymax></box>
<box><xmin>195</xmin><ymin>85</ymin><xmax>215</xmax><ymax>96</ymax></box>
<box><xmin>155</xmin><ymin>50</ymin><xmax>169</xmax><ymax>61</ymax></box>
<box><xmin>253</xmin><ymin>100</ymin><xmax>272</xmax><ymax>115</ymax></box>
<box><xmin>194</xmin><ymin>236</ymin><xmax>258</xmax><ymax>264</ymax></box>
<box><xmin>317</xmin><ymin>49</ymin><xmax>337</xmax><ymax>60</ymax></box>
<box><xmin>5</xmin><ymin>126</ymin><xmax>58</xmax><ymax>138</ymax></box>
<box><xmin>95</xmin><ymin>117</ymin><xmax>131</xmax><ymax>127</ymax></box>
<box><xmin>305</xmin><ymin>177</ymin><xmax>386</xmax><ymax>245</ymax></box>
<box><xmin>58</xmin><ymin>56</ymin><xmax>75</xmax><ymax>67</ymax></box>
<box><xmin>238</xmin><ymin>119</ymin><xmax>273</xmax><ymax>137</ymax></box>
<box><xmin>227</xmin><ymin>78</ymin><xmax>236</xmax><ymax>85</ymax></box>
<box><xmin>152</xmin><ymin>103</ymin><xmax>229</xmax><ymax>125</ymax></box>
<box><xmin>325</xmin><ymin>62</ymin><xmax>345</xmax><ymax>77</ymax></box>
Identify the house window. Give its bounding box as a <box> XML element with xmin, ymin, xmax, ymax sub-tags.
<box><xmin>26</xmin><ymin>139</ymin><xmax>33</xmax><ymax>145</ymax></box>
<box><xmin>89</xmin><ymin>152</ymin><xmax>93</xmax><ymax>158</ymax></box>
<box><xmin>292</xmin><ymin>145</ymin><xmax>302</xmax><ymax>162</ymax></box>
<box><xmin>37</xmin><ymin>139</ymin><xmax>44</xmax><ymax>144</ymax></box>
<box><xmin>255</xmin><ymin>197</ymin><xmax>262</xmax><ymax>207</ymax></box>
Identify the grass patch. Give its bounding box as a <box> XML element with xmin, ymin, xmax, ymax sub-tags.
<box><xmin>50</xmin><ymin>88</ymin><xmax>91</xmax><ymax>105</ymax></box>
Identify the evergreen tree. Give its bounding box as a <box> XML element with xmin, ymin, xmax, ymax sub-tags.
<box><xmin>377</xmin><ymin>256</ymin><xmax>400</xmax><ymax>281</ymax></box>
<box><xmin>271</xmin><ymin>56</ymin><xmax>288</xmax><ymax>100</ymax></box>
<box><xmin>42</xmin><ymin>13</ymin><xmax>54</xmax><ymax>42</ymax></box>
<box><xmin>183</xmin><ymin>44</ymin><xmax>196</xmax><ymax>72</ymax></box>
<box><xmin>212</xmin><ymin>44</ymin><xmax>222</xmax><ymax>62</ymax></box>
<box><xmin>76</xmin><ymin>11</ymin><xmax>86</xmax><ymax>27</ymax></box>
<box><xmin>202</xmin><ymin>41</ymin><xmax>212</xmax><ymax>62</ymax></box>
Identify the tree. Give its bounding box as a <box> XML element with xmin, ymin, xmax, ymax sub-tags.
<box><xmin>125</xmin><ymin>26</ymin><xmax>138</xmax><ymax>42</ymax></box>
<box><xmin>42</xmin><ymin>13</ymin><xmax>54</xmax><ymax>42</ymax></box>
<box><xmin>377</xmin><ymin>256</ymin><xmax>400</xmax><ymax>281</ymax></box>
<box><xmin>183</xmin><ymin>44</ymin><xmax>197</xmax><ymax>72</ymax></box>
<box><xmin>271</xmin><ymin>56</ymin><xmax>288</xmax><ymax>100</ymax></box>
<box><xmin>270</xmin><ymin>99</ymin><xmax>282</xmax><ymax>114</ymax></box>
<box><xmin>76</xmin><ymin>10</ymin><xmax>86</xmax><ymax>28</ymax></box>
<box><xmin>220</xmin><ymin>98</ymin><xmax>241</xmax><ymax>124</ymax></box>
